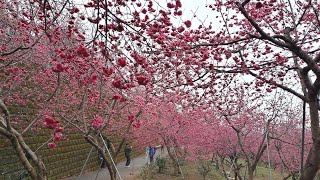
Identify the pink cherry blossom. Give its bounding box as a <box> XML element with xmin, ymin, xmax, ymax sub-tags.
<box><xmin>91</xmin><ymin>115</ymin><xmax>104</xmax><ymax>129</ymax></box>
<box><xmin>48</xmin><ymin>142</ymin><xmax>57</xmax><ymax>149</ymax></box>
<box><xmin>54</xmin><ymin>132</ymin><xmax>63</xmax><ymax>141</ymax></box>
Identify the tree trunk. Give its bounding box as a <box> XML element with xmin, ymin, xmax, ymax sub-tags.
<box><xmin>234</xmin><ymin>165</ymin><xmax>243</xmax><ymax>180</ymax></box>
<box><xmin>301</xmin><ymin>98</ymin><xmax>320</xmax><ymax>179</ymax></box>
<box><xmin>0</xmin><ymin>100</ymin><xmax>46</xmax><ymax>179</ymax></box>
<box><xmin>301</xmin><ymin>144</ymin><xmax>320</xmax><ymax>180</ymax></box>
<box><xmin>163</xmin><ymin>137</ymin><xmax>180</xmax><ymax>176</ymax></box>
<box><xmin>1</xmin><ymin>126</ymin><xmax>46</xmax><ymax>179</ymax></box>
<box><xmin>105</xmin><ymin>163</ymin><xmax>116</xmax><ymax>180</ymax></box>
<box><xmin>247</xmin><ymin>168</ymin><xmax>254</xmax><ymax>180</ymax></box>
<box><xmin>167</xmin><ymin>147</ymin><xmax>180</xmax><ymax>176</ymax></box>
<box><xmin>7</xmin><ymin>134</ymin><xmax>47</xmax><ymax>180</ymax></box>
<box><xmin>10</xmin><ymin>135</ymin><xmax>39</xmax><ymax>180</ymax></box>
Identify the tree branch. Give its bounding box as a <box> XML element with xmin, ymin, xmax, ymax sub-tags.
<box><xmin>241</xmin><ymin>0</ymin><xmax>251</xmax><ymax>7</ymax></box>
<box><xmin>0</xmin><ymin>126</ymin><xmax>12</xmax><ymax>138</ymax></box>
<box><xmin>248</xmin><ymin>70</ymin><xmax>306</xmax><ymax>101</ymax></box>
<box><xmin>46</xmin><ymin>72</ymin><xmax>61</xmax><ymax>101</ymax></box>
<box><xmin>236</xmin><ymin>2</ymin><xmax>289</xmax><ymax>48</ymax></box>
<box><xmin>0</xmin><ymin>99</ymin><xmax>11</xmax><ymax>131</ymax></box>
<box><xmin>0</xmin><ymin>46</ymin><xmax>29</xmax><ymax>57</ymax></box>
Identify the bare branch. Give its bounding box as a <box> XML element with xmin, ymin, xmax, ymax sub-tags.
<box><xmin>0</xmin><ymin>99</ymin><xmax>11</xmax><ymax>131</ymax></box>
<box><xmin>248</xmin><ymin>70</ymin><xmax>306</xmax><ymax>101</ymax></box>
<box><xmin>58</xmin><ymin>113</ymin><xmax>85</xmax><ymax>133</ymax></box>
<box><xmin>295</xmin><ymin>0</ymin><xmax>312</xmax><ymax>29</ymax></box>
<box><xmin>236</xmin><ymin>2</ymin><xmax>289</xmax><ymax>48</ymax></box>
<box><xmin>0</xmin><ymin>46</ymin><xmax>29</xmax><ymax>57</ymax></box>
<box><xmin>241</xmin><ymin>0</ymin><xmax>251</xmax><ymax>7</ymax></box>
<box><xmin>22</xmin><ymin>115</ymin><xmax>42</xmax><ymax>135</ymax></box>
<box><xmin>0</xmin><ymin>126</ymin><xmax>12</xmax><ymax>137</ymax></box>
<box><xmin>46</xmin><ymin>72</ymin><xmax>61</xmax><ymax>101</ymax></box>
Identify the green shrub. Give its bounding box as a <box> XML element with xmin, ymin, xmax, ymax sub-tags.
<box><xmin>155</xmin><ymin>156</ymin><xmax>167</xmax><ymax>174</ymax></box>
<box><xmin>197</xmin><ymin>159</ymin><xmax>212</xmax><ymax>180</ymax></box>
<box><xmin>139</xmin><ymin>164</ymin><xmax>156</xmax><ymax>180</ymax></box>
<box><xmin>176</xmin><ymin>158</ymin><xmax>185</xmax><ymax>166</ymax></box>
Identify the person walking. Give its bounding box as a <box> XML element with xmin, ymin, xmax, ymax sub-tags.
<box><xmin>124</xmin><ymin>143</ymin><xmax>132</xmax><ymax>167</ymax></box>
<box><xmin>149</xmin><ymin>145</ymin><xmax>156</xmax><ymax>164</ymax></box>
<box><xmin>145</xmin><ymin>145</ymin><xmax>150</xmax><ymax>165</ymax></box>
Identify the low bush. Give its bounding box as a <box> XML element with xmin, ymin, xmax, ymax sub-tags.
<box><xmin>155</xmin><ymin>156</ymin><xmax>167</xmax><ymax>174</ymax></box>
<box><xmin>197</xmin><ymin>159</ymin><xmax>212</xmax><ymax>180</ymax></box>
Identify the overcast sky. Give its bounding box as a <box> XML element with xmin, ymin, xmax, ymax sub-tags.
<box><xmin>171</xmin><ymin>0</ymin><xmax>212</xmax><ymax>27</ymax></box>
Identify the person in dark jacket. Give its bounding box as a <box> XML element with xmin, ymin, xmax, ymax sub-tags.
<box><xmin>124</xmin><ymin>143</ymin><xmax>132</xmax><ymax>167</ymax></box>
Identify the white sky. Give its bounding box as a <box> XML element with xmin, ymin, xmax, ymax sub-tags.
<box><xmin>174</xmin><ymin>0</ymin><xmax>216</xmax><ymax>27</ymax></box>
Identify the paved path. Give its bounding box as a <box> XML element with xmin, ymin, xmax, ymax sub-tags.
<box><xmin>63</xmin><ymin>148</ymin><xmax>166</xmax><ymax>180</ymax></box>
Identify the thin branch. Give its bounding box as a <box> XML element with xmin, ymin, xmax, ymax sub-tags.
<box><xmin>270</xmin><ymin>136</ymin><xmax>305</xmax><ymax>146</ymax></box>
<box><xmin>0</xmin><ymin>99</ymin><xmax>11</xmax><ymax>131</ymax></box>
<box><xmin>0</xmin><ymin>126</ymin><xmax>12</xmax><ymax>138</ymax></box>
<box><xmin>58</xmin><ymin>113</ymin><xmax>85</xmax><ymax>133</ymax></box>
<box><xmin>294</xmin><ymin>0</ymin><xmax>311</xmax><ymax>28</ymax></box>
<box><xmin>22</xmin><ymin>114</ymin><xmax>42</xmax><ymax>135</ymax></box>
<box><xmin>46</xmin><ymin>72</ymin><xmax>61</xmax><ymax>101</ymax></box>
<box><xmin>248</xmin><ymin>70</ymin><xmax>305</xmax><ymax>101</ymax></box>
<box><xmin>0</xmin><ymin>46</ymin><xmax>30</xmax><ymax>57</ymax></box>
<box><xmin>312</xmin><ymin>4</ymin><xmax>320</xmax><ymax>31</ymax></box>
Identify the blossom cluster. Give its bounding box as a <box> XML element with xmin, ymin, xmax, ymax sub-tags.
<box><xmin>43</xmin><ymin>115</ymin><xmax>64</xmax><ymax>149</ymax></box>
<box><xmin>92</xmin><ymin>115</ymin><xmax>104</xmax><ymax>129</ymax></box>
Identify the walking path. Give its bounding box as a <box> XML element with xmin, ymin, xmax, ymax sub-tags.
<box><xmin>63</xmin><ymin>148</ymin><xmax>166</xmax><ymax>180</ymax></box>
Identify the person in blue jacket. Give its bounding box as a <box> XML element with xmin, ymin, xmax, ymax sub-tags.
<box><xmin>149</xmin><ymin>145</ymin><xmax>156</xmax><ymax>163</ymax></box>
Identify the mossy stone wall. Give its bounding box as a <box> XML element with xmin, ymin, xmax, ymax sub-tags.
<box><xmin>0</xmin><ymin>131</ymin><xmax>142</xmax><ymax>180</ymax></box>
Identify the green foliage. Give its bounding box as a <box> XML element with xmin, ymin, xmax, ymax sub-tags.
<box><xmin>155</xmin><ymin>156</ymin><xmax>167</xmax><ymax>173</ymax></box>
<box><xmin>176</xmin><ymin>158</ymin><xmax>185</xmax><ymax>166</ymax></box>
<box><xmin>138</xmin><ymin>164</ymin><xmax>156</xmax><ymax>180</ymax></box>
<box><xmin>197</xmin><ymin>159</ymin><xmax>212</xmax><ymax>180</ymax></box>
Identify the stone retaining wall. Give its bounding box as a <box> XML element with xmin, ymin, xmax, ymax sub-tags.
<box><xmin>0</xmin><ymin>131</ymin><xmax>139</xmax><ymax>180</ymax></box>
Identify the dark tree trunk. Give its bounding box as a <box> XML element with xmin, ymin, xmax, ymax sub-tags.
<box><xmin>301</xmin><ymin>144</ymin><xmax>320</xmax><ymax>180</ymax></box>
<box><xmin>301</xmin><ymin>97</ymin><xmax>320</xmax><ymax>179</ymax></box>
<box><xmin>248</xmin><ymin>169</ymin><xmax>254</xmax><ymax>180</ymax></box>
<box><xmin>105</xmin><ymin>163</ymin><xmax>116</xmax><ymax>180</ymax></box>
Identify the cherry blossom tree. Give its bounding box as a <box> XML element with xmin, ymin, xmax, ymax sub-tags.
<box><xmin>199</xmin><ymin>1</ymin><xmax>320</xmax><ymax>178</ymax></box>
<box><xmin>0</xmin><ymin>0</ymin><xmax>84</xmax><ymax>179</ymax></box>
<box><xmin>134</xmin><ymin>0</ymin><xmax>320</xmax><ymax>179</ymax></box>
<box><xmin>132</xmin><ymin>94</ymin><xmax>187</xmax><ymax>175</ymax></box>
<box><xmin>0</xmin><ymin>0</ymin><xmax>129</xmax><ymax>179</ymax></box>
<box><xmin>208</xmin><ymin>86</ymin><xmax>266</xmax><ymax>180</ymax></box>
<box><xmin>88</xmin><ymin>0</ymin><xmax>320</xmax><ymax>178</ymax></box>
<box><xmin>269</xmin><ymin>111</ymin><xmax>312</xmax><ymax>180</ymax></box>
<box><xmin>1</xmin><ymin>0</ymin><xmax>320</xmax><ymax>180</ymax></box>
